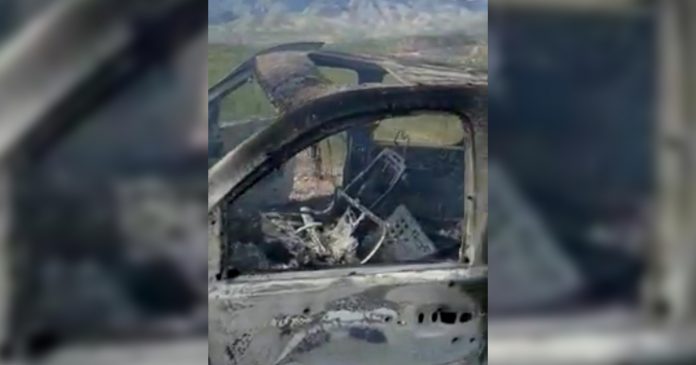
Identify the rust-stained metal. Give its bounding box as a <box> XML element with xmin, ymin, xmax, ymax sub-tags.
<box><xmin>208</xmin><ymin>84</ymin><xmax>486</xmax><ymax>216</ymax></box>
<box><xmin>208</xmin><ymin>42</ymin><xmax>325</xmax><ymax>106</ymax></box>
<box><xmin>208</xmin><ymin>43</ymin><xmax>487</xmax><ymax>365</ymax></box>
<box><xmin>208</xmin><ymin>48</ymin><xmax>487</xmax><ymax>263</ymax></box>
<box><xmin>210</xmin><ymin>264</ymin><xmax>487</xmax><ymax>365</ymax></box>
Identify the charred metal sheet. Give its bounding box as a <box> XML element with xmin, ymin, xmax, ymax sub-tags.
<box><xmin>208</xmin><ymin>82</ymin><xmax>487</xmax><ymax>271</ymax></box>
<box><xmin>208</xmin><ymin>45</ymin><xmax>486</xmax><ymax>112</ymax></box>
<box><xmin>207</xmin><ymin>44</ymin><xmax>486</xmax><ymax>164</ymax></box>
<box><xmin>253</xmin><ymin>51</ymin><xmax>336</xmax><ymax>112</ymax></box>
<box><xmin>378</xmin><ymin>204</ymin><xmax>438</xmax><ymax>262</ymax></box>
<box><xmin>381</xmin><ymin>61</ymin><xmax>486</xmax><ymax>86</ymax></box>
<box><xmin>208</xmin><ymin>43</ymin><xmax>488</xmax><ymax>365</ymax></box>
<box><xmin>208</xmin><ymin>43</ymin><xmax>324</xmax><ymax>161</ymax></box>
<box><xmin>209</xmin><ymin>264</ymin><xmax>487</xmax><ymax>365</ymax></box>
<box><xmin>307</xmin><ymin>50</ymin><xmax>389</xmax><ymax>82</ymax></box>
<box><xmin>207</xmin><ymin>43</ymin><xmax>488</xmax><ymax>273</ymax></box>
<box><xmin>208</xmin><ymin>83</ymin><xmax>486</xmax><ymax>211</ymax></box>
<box><xmin>208</xmin><ymin>42</ymin><xmax>325</xmax><ymax>106</ymax></box>
<box><xmin>308</xmin><ymin>50</ymin><xmax>487</xmax><ymax>86</ymax></box>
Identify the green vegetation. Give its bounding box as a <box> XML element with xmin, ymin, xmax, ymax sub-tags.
<box><xmin>208</xmin><ymin>44</ymin><xmax>276</xmax><ymax>121</ymax></box>
<box><xmin>208</xmin><ymin>44</ymin><xmax>256</xmax><ymax>86</ymax></box>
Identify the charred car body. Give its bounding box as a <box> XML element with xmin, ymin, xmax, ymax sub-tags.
<box><xmin>0</xmin><ymin>0</ymin><xmax>208</xmax><ymax>360</ymax></box>
<box><xmin>208</xmin><ymin>43</ymin><xmax>488</xmax><ymax>365</ymax></box>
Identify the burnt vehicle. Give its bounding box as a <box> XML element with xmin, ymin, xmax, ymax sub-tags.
<box><xmin>208</xmin><ymin>43</ymin><xmax>488</xmax><ymax>365</ymax></box>
<box><xmin>488</xmin><ymin>1</ymin><xmax>696</xmax><ymax>364</ymax></box>
<box><xmin>0</xmin><ymin>0</ymin><xmax>208</xmax><ymax>362</ymax></box>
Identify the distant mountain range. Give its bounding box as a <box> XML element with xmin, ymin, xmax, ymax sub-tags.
<box><xmin>208</xmin><ymin>0</ymin><xmax>487</xmax><ymax>44</ymax></box>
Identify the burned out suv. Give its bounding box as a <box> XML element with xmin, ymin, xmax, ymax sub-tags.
<box><xmin>208</xmin><ymin>42</ymin><xmax>488</xmax><ymax>365</ymax></box>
